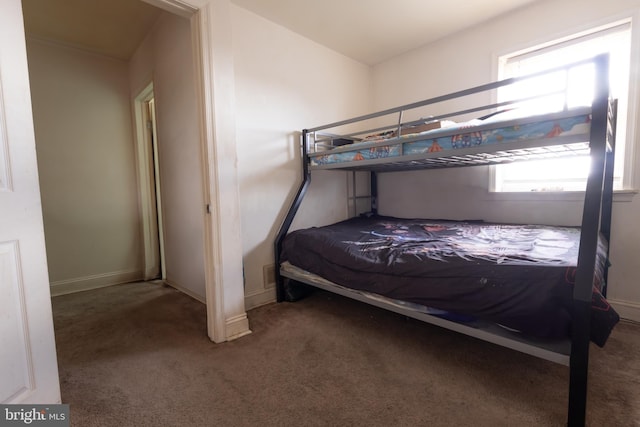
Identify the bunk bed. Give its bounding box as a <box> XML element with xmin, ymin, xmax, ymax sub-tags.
<box><xmin>274</xmin><ymin>54</ymin><xmax>619</xmax><ymax>426</ymax></box>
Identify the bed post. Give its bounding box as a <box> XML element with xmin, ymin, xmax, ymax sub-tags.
<box><xmin>275</xmin><ymin>130</ymin><xmax>312</xmax><ymax>302</ymax></box>
<box><xmin>370</xmin><ymin>171</ymin><xmax>378</xmax><ymax>215</ymax></box>
<box><xmin>567</xmin><ymin>53</ymin><xmax>610</xmax><ymax>427</ymax></box>
<box><xmin>599</xmin><ymin>99</ymin><xmax>617</xmax><ymax>297</ymax></box>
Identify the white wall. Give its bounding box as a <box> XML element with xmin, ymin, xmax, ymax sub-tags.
<box><xmin>231</xmin><ymin>5</ymin><xmax>372</xmax><ymax>308</ymax></box>
<box><xmin>27</xmin><ymin>38</ymin><xmax>143</xmax><ymax>294</ymax></box>
<box><xmin>129</xmin><ymin>12</ymin><xmax>206</xmax><ymax>302</ymax></box>
<box><xmin>372</xmin><ymin>0</ymin><xmax>640</xmax><ymax>320</ymax></box>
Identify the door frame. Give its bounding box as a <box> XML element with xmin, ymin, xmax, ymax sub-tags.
<box><xmin>142</xmin><ymin>0</ymin><xmax>250</xmax><ymax>343</ymax></box>
<box><xmin>134</xmin><ymin>82</ymin><xmax>165</xmax><ymax>281</ymax></box>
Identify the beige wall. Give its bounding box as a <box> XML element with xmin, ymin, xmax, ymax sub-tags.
<box><xmin>231</xmin><ymin>5</ymin><xmax>372</xmax><ymax>308</ymax></box>
<box><xmin>28</xmin><ymin>11</ymin><xmax>205</xmax><ymax>301</ymax></box>
<box><xmin>27</xmin><ymin>3</ymin><xmax>372</xmax><ymax>311</ymax></box>
<box><xmin>28</xmin><ymin>38</ymin><xmax>143</xmax><ymax>294</ymax></box>
<box><xmin>130</xmin><ymin>12</ymin><xmax>206</xmax><ymax>302</ymax></box>
<box><xmin>372</xmin><ymin>0</ymin><xmax>640</xmax><ymax>320</ymax></box>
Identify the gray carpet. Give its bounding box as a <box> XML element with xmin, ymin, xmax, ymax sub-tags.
<box><xmin>52</xmin><ymin>281</ymin><xmax>640</xmax><ymax>426</ymax></box>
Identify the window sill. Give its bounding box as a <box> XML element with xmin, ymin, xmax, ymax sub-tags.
<box><xmin>485</xmin><ymin>189</ymin><xmax>638</xmax><ymax>203</ymax></box>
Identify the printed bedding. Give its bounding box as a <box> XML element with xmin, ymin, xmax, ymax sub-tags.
<box><xmin>310</xmin><ymin>108</ymin><xmax>592</xmax><ymax>167</ymax></box>
<box><xmin>281</xmin><ymin>215</ymin><xmax>619</xmax><ymax>346</ymax></box>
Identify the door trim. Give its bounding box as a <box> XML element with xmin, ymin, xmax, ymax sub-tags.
<box><xmin>133</xmin><ymin>82</ymin><xmax>163</xmax><ymax>281</ymax></box>
<box><xmin>141</xmin><ymin>0</ymin><xmax>250</xmax><ymax>343</ymax></box>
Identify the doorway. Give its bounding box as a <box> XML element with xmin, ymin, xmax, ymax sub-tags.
<box><xmin>21</xmin><ymin>0</ymin><xmax>249</xmax><ymax>346</ymax></box>
<box><xmin>134</xmin><ymin>82</ymin><xmax>166</xmax><ymax>281</ymax></box>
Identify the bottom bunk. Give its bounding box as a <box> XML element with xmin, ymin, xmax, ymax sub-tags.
<box><xmin>279</xmin><ymin>215</ymin><xmax>620</xmax><ymax>363</ymax></box>
<box><xmin>281</xmin><ymin>262</ymin><xmax>574</xmax><ymax>364</ymax></box>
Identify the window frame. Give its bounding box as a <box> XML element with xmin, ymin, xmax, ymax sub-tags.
<box><xmin>489</xmin><ymin>16</ymin><xmax>639</xmax><ymax>196</ymax></box>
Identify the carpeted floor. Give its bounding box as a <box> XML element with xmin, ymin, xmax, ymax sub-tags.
<box><xmin>52</xmin><ymin>281</ymin><xmax>640</xmax><ymax>426</ymax></box>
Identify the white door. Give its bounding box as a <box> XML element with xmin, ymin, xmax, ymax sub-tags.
<box><xmin>0</xmin><ymin>0</ymin><xmax>61</xmax><ymax>404</ymax></box>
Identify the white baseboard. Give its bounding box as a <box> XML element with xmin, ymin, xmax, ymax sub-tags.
<box><xmin>164</xmin><ymin>279</ymin><xmax>206</xmax><ymax>304</ymax></box>
<box><xmin>50</xmin><ymin>269</ymin><xmax>143</xmax><ymax>296</ymax></box>
<box><xmin>225</xmin><ymin>313</ymin><xmax>251</xmax><ymax>340</ymax></box>
<box><xmin>245</xmin><ymin>287</ymin><xmax>276</xmax><ymax>310</ymax></box>
<box><xmin>163</xmin><ymin>281</ymin><xmax>252</xmax><ymax>341</ymax></box>
<box><xmin>609</xmin><ymin>298</ymin><xmax>640</xmax><ymax>322</ymax></box>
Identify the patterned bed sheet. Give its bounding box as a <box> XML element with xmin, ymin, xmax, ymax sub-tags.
<box><xmin>281</xmin><ymin>215</ymin><xmax>619</xmax><ymax>346</ymax></box>
<box><xmin>309</xmin><ymin>108</ymin><xmax>592</xmax><ymax>167</ymax></box>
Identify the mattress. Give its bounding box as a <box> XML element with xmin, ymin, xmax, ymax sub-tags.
<box><xmin>309</xmin><ymin>108</ymin><xmax>592</xmax><ymax>168</ymax></box>
<box><xmin>280</xmin><ymin>215</ymin><xmax>619</xmax><ymax>346</ymax></box>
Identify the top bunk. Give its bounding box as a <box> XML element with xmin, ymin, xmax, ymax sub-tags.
<box><xmin>303</xmin><ymin>54</ymin><xmax>616</xmax><ymax>173</ymax></box>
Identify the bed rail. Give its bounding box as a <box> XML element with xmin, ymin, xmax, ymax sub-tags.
<box><xmin>304</xmin><ymin>57</ymin><xmax>611</xmax><ymax>176</ymax></box>
<box><xmin>306</xmin><ymin>55</ymin><xmax>605</xmax><ymax>144</ymax></box>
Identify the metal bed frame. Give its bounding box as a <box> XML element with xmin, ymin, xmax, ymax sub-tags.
<box><xmin>275</xmin><ymin>54</ymin><xmax>616</xmax><ymax>426</ymax></box>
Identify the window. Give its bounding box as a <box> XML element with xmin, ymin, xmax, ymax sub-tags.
<box><xmin>492</xmin><ymin>21</ymin><xmax>632</xmax><ymax>192</ymax></box>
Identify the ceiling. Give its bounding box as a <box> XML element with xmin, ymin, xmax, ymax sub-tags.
<box><xmin>232</xmin><ymin>0</ymin><xmax>541</xmax><ymax>65</ymax></box>
<box><xmin>21</xmin><ymin>0</ymin><xmax>163</xmax><ymax>61</ymax></box>
<box><xmin>21</xmin><ymin>0</ymin><xmax>540</xmax><ymax>64</ymax></box>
